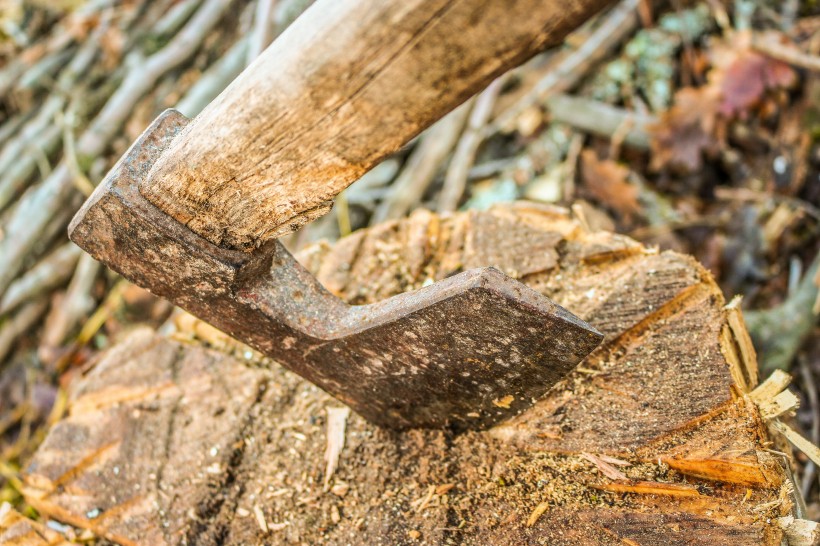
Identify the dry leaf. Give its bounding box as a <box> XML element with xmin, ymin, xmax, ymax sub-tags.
<box><xmin>650</xmin><ymin>30</ymin><xmax>797</xmax><ymax>172</ymax></box>
<box><xmin>715</xmin><ymin>49</ymin><xmax>796</xmax><ymax>117</ymax></box>
<box><xmin>100</xmin><ymin>26</ymin><xmax>125</xmax><ymax>69</ymax></box>
<box><xmin>580</xmin><ymin>150</ymin><xmax>641</xmax><ymax>220</ymax></box>
<box><xmin>709</xmin><ymin>31</ymin><xmax>797</xmax><ymax>117</ymax></box>
<box><xmin>649</xmin><ymin>86</ymin><xmax>721</xmax><ymax>172</ymax></box>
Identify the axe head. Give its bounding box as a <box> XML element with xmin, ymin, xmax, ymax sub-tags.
<box><xmin>69</xmin><ymin>109</ymin><xmax>603</xmax><ymax>430</ymax></box>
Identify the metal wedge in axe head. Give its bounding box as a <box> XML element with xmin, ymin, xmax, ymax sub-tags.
<box><xmin>69</xmin><ymin>0</ymin><xmax>608</xmax><ymax>430</ymax></box>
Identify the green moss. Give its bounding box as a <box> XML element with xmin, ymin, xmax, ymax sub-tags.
<box><xmin>589</xmin><ymin>3</ymin><xmax>714</xmax><ymax>111</ymax></box>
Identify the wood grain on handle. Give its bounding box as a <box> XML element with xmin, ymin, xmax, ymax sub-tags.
<box><xmin>140</xmin><ymin>0</ymin><xmax>611</xmax><ymax>252</ymax></box>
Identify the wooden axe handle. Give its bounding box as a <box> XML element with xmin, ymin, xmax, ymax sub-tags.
<box><xmin>140</xmin><ymin>0</ymin><xmax>611</xmax><ymax>252</ymax></box>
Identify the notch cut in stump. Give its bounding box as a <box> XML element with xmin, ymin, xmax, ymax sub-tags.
<box><xmin>23</xmin><ymin>204</ymin><xmax>795</xmax><ymax>545</ymax></box>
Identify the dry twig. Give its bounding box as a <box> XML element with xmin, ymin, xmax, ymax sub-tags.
<box><xmin>0</xmin><ymin>244</ymin><xmax>81</xmax><ymax>316</ymax></box>
<box><xmin>752</xmin><ymin>32</ymin><xmax>820</xmax><ymax>72</ymax></box>
<box><xmin>438</xmin><ymin>78</ymin><xmax>504</xmax><ymax>213</ymax></box>
<box><xmin>38</xmin><ymin>254</ymin><xmax>101</xmax><ymax>362</ymax></box>
<box><xmin>488</xmin><ymin>0</ymin><xmax>640</xmax><ymax>134</ymax></box>
<box><xmin>0</xmin><ymin>0</ymin><xmax>233</xmax><ymax>298</ymax></box>
<box><xmin>0</xmin><ymin>300</ymin><xmax>48</xmax><ymax>365</ymax></box>
<box><xmin>370</xmin><ymin>103</ymin><xmax>471</xmax><ymax>223</ymax></box>
<box><xmin>248</xmin><ymin>0</ymin><xmax>277</xmax><ymax>63</ymax></box>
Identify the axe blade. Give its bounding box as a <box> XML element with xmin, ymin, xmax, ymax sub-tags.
<box><xmin>69</xmin><ymin>109</ymin><xmax>603</xmax><ymax>430</ymax></box>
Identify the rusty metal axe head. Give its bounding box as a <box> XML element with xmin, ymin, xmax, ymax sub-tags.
<box><xmin>69</xmin><ymin>109</ymin><xmax>602</xmax><ymax>430</ymax></box>
<box><xmin>67</xmin><ymin>0</ymin><xmax>617</xmax><ymax>430</ymax></box>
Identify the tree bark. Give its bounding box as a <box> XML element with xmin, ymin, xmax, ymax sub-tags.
<box><xmin>23</xmin><ymin>205</ymin><xmax>791</xmax><ymax>545</ymax></box>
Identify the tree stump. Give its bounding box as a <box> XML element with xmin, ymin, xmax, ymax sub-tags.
<box><xmin>22</xmin><ymin>204</ymin><xmax>795</xmax><ymax>545</ymax></box>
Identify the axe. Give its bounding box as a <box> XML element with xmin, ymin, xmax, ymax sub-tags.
<box><xmin>69</xmin><ymin>0</ymin><xmax>608</xmax><ymax>430</ymax></box>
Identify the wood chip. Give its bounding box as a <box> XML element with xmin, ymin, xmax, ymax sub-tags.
<box><xmin>777</xmin><ymin>516</ymin><xmax>820</xmax><ymax>546</ymax></box>
<box><xmin>253</xmin><ymin>505</ymin><xmax>268</xmax><ymax>533</ymax></box>
<box><xmin>758</xmin><ymin>390</ymin><xmax>799</xmax><ymax>420</ymax></box>
<box><xmin>771</xmin><ymin>420</ymin><xmax>820</xmax><ymax>466</ymax></box>
<box><xmin>749</xmin><ymin>369</ymin><xmax>791</xmax><ymax>404</ymax></box>
<box><xmin>412</xmin><ymin>485</ymin><xmax>436</xmax><ymax>513</ymax></box>
<box><xmin>595</xmin><ymin>454</ymin><xmax>631</xmax><ymax>466</ymax></box>
<box><xmin>331</xmin><ymin>481</ymin><xmax>350</xmax><ymax>498</ymax></box>
<box><xmin>596</xmin><ymin>480</ymin><xmax>701</xmax><ymax>497</ymax></box>
<box><xmin>435</xmin><ymin>483</ymin><xmax>455</xmax><ymax>495</ymax></box>
<box><xmin>581</xmin><ymin>452</ymin><xmax>628</xmax><ymax>480</ymax></box>
<box><xmin>723</xmin><ymin>295</ymin><xmax>759</xmax><ymax>390</ymax></box>
<box><xmin>323</xmin><ymin>406</ymin><xmax>350</xmax><ymax>491</ymax></box>
<box><xmin>526</xmin><ymin>500</ymin><xmax>550</xmax><ymax>527</ymax></box>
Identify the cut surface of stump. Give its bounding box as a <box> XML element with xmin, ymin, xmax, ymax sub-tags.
<box><xmin>23</xmin><ymin>204</ymin><xmax>793</xmax><ymax>545</ymax></box>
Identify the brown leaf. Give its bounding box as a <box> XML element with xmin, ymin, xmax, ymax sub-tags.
<box><xmin>716</xmin><ymin>49</ymin><xmax>796</xmax><ymax>117</ymax></box>
<box><xmin>649</xmin><ymin>86</ymin><xmax>721</xmax><ymax>172</ymax></box>
<box><xmin>707</xmin><ymin>31</ymin><xmax>796</xmax><ymax>117</ymax></box>
<box><xmin>580</xmin><ymin>150</ymin><xmax>641</xmax><ymax>220</ymax></box>
<box><xmin>649</xmin><ymin>30</ymin><xmax>797</xmax><ymax>173</ymax></box>
<box><xmin>100</xmin><ymin>26</ymin><xmax>125</xmax><ymax>69</ymax></box>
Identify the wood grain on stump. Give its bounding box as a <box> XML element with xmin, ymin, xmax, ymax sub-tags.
<box><xmin>22</xmin><ymin>204</ymin><xmax>791</xmax><ymax>545</ymax></box>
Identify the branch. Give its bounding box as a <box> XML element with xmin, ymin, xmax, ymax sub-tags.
<box><xmin>745</xmin><ymin>251</ymin><xmax>820</xmax><ymax>373</ymax></box>
<box><xmin>176</xmin><ymin>37</ymin><xmax>248</xmax><ymax>117</ymax></box>
<box><xmin>438</xmin><ymin>77</ymin><xmax>504</xmax><ymax>213</ymax></box>
<box><xmin>370</xmin><ymin>102</ymin><xmax>471</xmax><ymax>224</ymax></box>
<box><xmin>247</xmin><ymin>0</ymin><xmax>277</xmax><ymax>64</ymax></box>
<box><xmin>753</xmin><ymin>31</ymin><xmax>820</xmax><ymax>72</ymax></box>
<box><xmin>0</xmin><ymin>300</ymin><xmax>48</xmax><ymax>365</ymax></box>
<box><xmin>0</xmin><ymin>31</ymin><xmax>102</xmax><ymax>211</ymax></box>
<box><xmin>0</xmin><ymin>0</ymin><xmax>234</xmax><ymax>298</ymax></box>
<box><xmin>488</xmin><ymin>0</ymin><xmax>640</xmax><ymax>135</ymax></box>
<box><xmin>0</xmin><ymin>244</ymin><xmax>81</xmax><ymax>316</ymax></box>
<box><xmin>39</xmin><ymin>254</ymin><xmax>101</xmax><ymax>364</ymax></box>
<box><xmin>545</xmin><ymin>94</ymin><xmax>655</xmax><ymax>150</ymax></box>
